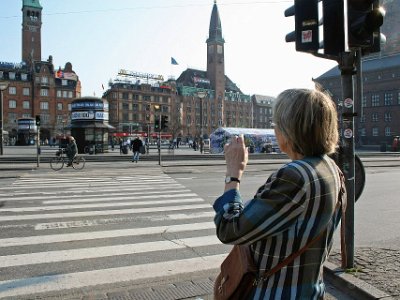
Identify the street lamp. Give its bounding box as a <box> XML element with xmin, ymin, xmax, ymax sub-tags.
<box><xmin>0</xmin><ymin>81</ymin><xmax>9</xmax><ymax>156</ymax></box>
<box><xmin>197</xmin><ymin>90</ymin><xmax>207</xmax><ymax>154</ymax></box>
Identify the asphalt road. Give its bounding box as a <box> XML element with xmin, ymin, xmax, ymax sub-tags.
<box><xmin>165</xmin><ymin>161</ymin><xmax>400</xmax><ymax>250</ymax></box>
<box><xmin>0</xmin><ymin>147</ymin><xmax>398</xmax><ymax>299</ymax></box>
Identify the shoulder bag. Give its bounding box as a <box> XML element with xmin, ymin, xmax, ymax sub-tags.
<box><xmin>214</xmin><ymin>230</ymin><xmax>327</xmax><ymax>300</ymax></box>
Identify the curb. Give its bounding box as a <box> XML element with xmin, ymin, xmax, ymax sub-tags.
<box><xmin>323</xmin><ymin>261</ymin><xmax>394</xmax><ymax>300</ymax></box>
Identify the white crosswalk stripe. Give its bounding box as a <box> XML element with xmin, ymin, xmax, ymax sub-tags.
<box><xmin>0</xmin><ymin>169</ymin><xmax>226</xmax><ymax>299</ymax></box>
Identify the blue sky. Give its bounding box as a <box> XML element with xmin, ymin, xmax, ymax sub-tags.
<box><xmin>1</xmin><ymin>0</ymin><xmax>338</xmax><ymax>97</ymax></box>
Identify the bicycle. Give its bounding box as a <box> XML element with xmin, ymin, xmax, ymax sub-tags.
<box><xmin>50</xmin><ymin>149</ymin><xmax>86</xmax><ymax>171</ymax></box>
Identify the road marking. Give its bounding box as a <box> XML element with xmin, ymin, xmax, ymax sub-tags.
<box><xmin>0</xmin><ymin>221</ymin><xmax>215</xmax><ymax>247</ymax></box>
<box><xmin>0</xmin><ymin>203</ymin><xmax>211</xmax><ymax>222</ymax></box>
<box><xmin>149</xmin><ymin>211</ymin><xmax>215</xmax><ymax>221</ymax></box>
<box><xmin>0</xmin><ymin>254</ymin><xmax>227</xmax><ymax>299</ymax></box>
<box><xmin>0</xmin><ymin>179</ymin><xmax>177</xmax><ymax>190</ymax></box>
<box><xmin>34</xmin><ymin>211</ymin><xmax>216</xmax><ymax>230</ymax></box>
<box><xmin>2</xmin><ymin>195</ymin><xmax>202</xmax><ymax>212</ymax></box>
<box><xmin>41</xmin><ymin>189</ymin><xmax>192</xmax><ymax>204</ymax></box>
<box><xmin>0</xmin><ymin>184</ymin><xmax>185</xmax><ymax>199</ymax></box>
<box><xmin>0</xmin><ymin>235</ymin><xmax>221</xmax><ymax>267</ymax></box>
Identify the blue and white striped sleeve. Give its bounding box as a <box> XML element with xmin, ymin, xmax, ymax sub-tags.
<box><xmin>213</xmin><ymin>165</ymin><xmax>308</xmax><ymax>245</ymax></box>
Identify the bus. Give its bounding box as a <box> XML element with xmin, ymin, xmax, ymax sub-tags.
<box><xmin>16</xmin><ymin>118</ymin><xmax>37</xmax><ymax>145</ymax></box>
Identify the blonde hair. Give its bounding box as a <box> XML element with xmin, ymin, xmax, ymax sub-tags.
<box><xmin>273</xmin><ymin>88</ymin><xmax>338</xmax><ymax>156</ymax></box>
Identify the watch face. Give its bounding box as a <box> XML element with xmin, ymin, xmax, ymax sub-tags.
<box><xmin>225</xmin><ymin>176</ymin><xmax>231</xmax><ymax>184</ymax></box>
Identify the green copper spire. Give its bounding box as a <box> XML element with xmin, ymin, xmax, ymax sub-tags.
<box><xmin>23</xmin><ymin>0</ymin><xmax>42</xmax><ymax>9</ymax></box>
<box><xmin>207</xmin><ymin>1</ymin><xmax>224</xmax><ymax>43</ymax></box>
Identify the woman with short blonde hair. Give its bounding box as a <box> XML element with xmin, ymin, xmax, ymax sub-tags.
<box><xmin>213</xmin><ymin>88</ymin><xmax>345</xmax><ymax>299</ymax></box>
<box><xmin>273</xmin><ymin>88</ymin><xmax>338</xmax><ymax>156</ymax></box>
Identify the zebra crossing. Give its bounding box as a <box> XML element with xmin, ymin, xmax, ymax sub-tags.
<box><xmin>0</xmin><ymin>168</ymin><xmax>228</xmax><ymax>299</ymax></box>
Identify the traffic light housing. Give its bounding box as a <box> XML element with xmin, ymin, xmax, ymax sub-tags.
<box><xmin>154</xmin><ymin>116</ymin><xmax>160</xmax><ymax>131</ymax></box>
<box><xmin>347</xmin><ymin>0</ymin><xmax>385</xmax><ymax>51</ymax></box>
<box><xmin>285</xmin><ymin>0</ymin><xmax>320</xmax><ymax>53</ymax></box>
<box><xmin>35</xmin><ymin>115</ymin><xmax>41</xmax><ymax>126</ymax></box>
<box><xmin>161</xmin><ymin>115</ymin><xmax>168</xmax><ymax>130</ymax></box>
<box><xmin>322</xmin><ymin>0</ymin><xmax>345</xmax><ymax>56</ymax></box>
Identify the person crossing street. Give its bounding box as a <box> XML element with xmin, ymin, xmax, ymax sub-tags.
<box><xmin>131</xmin><ymin>136</ymin><xmax>143</xmax><ymax>163</ymax></box>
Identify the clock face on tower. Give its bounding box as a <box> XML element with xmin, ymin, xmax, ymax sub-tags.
<box><xmin>27</xmin><ymin>25</ymin><xmax>38</xmax><ymax>32</ymax></box>
<box><xmin>217</xmin><ymin>45</ymin><xmax>223</xmax><ymax>54</ymax></box>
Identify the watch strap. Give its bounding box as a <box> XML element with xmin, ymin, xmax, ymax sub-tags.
<box><xmin>225</xmin><ymin>176</ymin><xmax>240</xmax><ymax>184</ymax></box>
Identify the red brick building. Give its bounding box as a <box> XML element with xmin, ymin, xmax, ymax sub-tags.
<box><xmin>0</xmin><ymin>0</ymin><xmax>80</xmax><ymax>144</ymax></box>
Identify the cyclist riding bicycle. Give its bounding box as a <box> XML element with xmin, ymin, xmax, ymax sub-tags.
<box><xmin>66</xmin><ymin>136</ymin><xmax>78</xmax><ymax>166</ymax></box>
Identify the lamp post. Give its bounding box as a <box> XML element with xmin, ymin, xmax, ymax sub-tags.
<box><xmin>0</xmin><ymin>81</ymin><xmax>9</xmax><ymax>156</ymax></box>
<box><xmin>196</xmin><ymin>90</ymin><xmax>207</xmax><ymax>154</ymax></box>
<box><xmin>153</xmin><ymin>104</ymin><xmax>161</xmax><ymax>165</ymax></box>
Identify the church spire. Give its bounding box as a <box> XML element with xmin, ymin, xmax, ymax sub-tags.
<box><xmin>207</xmin><ymin>1</ymin><xmax>224</xmax><ymax>43</ymax></box>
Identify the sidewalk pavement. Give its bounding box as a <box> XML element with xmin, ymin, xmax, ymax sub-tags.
<box><xmin>0</xmin><ymin>146</ymin><xmax>399</xmax><ymax>299</ymax></box>
<box><xmin>327</xmin><ymin>248</ymin><xmax>399</xmax><ymax>299</ymax></box>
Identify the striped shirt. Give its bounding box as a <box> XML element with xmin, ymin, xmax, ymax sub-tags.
<box><xmin>213</xmin><ymin>155</ymin><xmax>343</xmax><ymax>300</ymax></box>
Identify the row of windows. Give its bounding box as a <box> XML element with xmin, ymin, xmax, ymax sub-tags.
<box><xmin>258</xmin><ymin>107</ymin><xmax>273</xmax><ymax>115</ymax></box>
<box><xmin>8</xmin><ymin>100</ymin><xmax>71</xmax><ymax>111</ymax></box>
<box><xmin>114</xmin><ymin>92</ymin><xmax>170</xmax><ymax>103</ymax></box>
<box><xmin>0</xmin><ymin>72</ymin><xmax>28</xmax><ymax>81</ymax></box>
<box><xmin>360</xmin><ymin>112</ymin><xmax>394</xmax><ymax>122</ymax></box>
<box><xmin>6</xmin><ymin>113</ymin><xmax>68</xmax><ymax>125</ymax></box>
<box><xmin>56</xmin><ymin>90</ymin><xmax>74</xmax><ymax>98</ymax></box>
<box><xmin>124</xmin><ymin>103</ymin><xmax>170</xmax><ymax>113</ymax></box>
<box><xmin>360</xmin><ymin>127</ymin><xmax>396</xmax><ymax>137</ymax></box>
<box><xmin>361</xmin><ymin>91</ymin><xmax>400</xmax><ymax>107</ymax></box>
<box><xmin>6</xmin><ymin>86</ymin><xmax>73</xmax><ymax>98</ymax></box>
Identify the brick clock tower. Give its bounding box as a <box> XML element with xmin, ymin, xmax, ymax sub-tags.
<box><xmin>22</xmin><ymin>0</ymin><xmax>42</xmax><ymax>64</ymax></box>
<box><xmin>207</xmin><ymin>0</ymin><xmax>225</xmax><ymax>127</ymax></box>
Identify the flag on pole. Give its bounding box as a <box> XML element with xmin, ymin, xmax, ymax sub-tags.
<box><xmin>171</xmin><ymin>57</ymin><xmax>179</xmax><ymax>65</ymax></box>
<box><xmin>102</xmin><ymin>84</ymin><xmax>104</xmax><ymax>90</ymax></box>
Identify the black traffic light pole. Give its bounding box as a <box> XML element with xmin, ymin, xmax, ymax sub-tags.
<box><xmin>338</xmin><ymin>51</ymin><xmax>357</xmax><ymax>269</ymax></box>
<box><xmin>35</xmin><ymin>115</ymin><xmax>41</xmax><ymax>167</ymax></box>
<box><xmin>158</xmin><ymin>117</ymin><xmax>161</xmax><ymax>166</ymax></box>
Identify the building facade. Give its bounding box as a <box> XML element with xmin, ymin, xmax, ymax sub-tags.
<box><xmin>251</xmin><ymin>95</ymin><xmax>275</xmax><ymax>129</ymax></box>
<box><xmin>314</xmin><ymin>0</ymin><xmax>400</xmax><ymax>147</ymax></box>
<box><xmin>103</xmin><ymin>2</ymin><xmax>269</xmax><ymax>141</ymax></box>
<box><xmin>2</xmin><ymin>1</ymin><xmax>273</xmax><ymax>146</ymax></box>
<box><xmin>0</xmin><ymin>0</ymin><xmax>81</xmax><ymax>144</ymax></box>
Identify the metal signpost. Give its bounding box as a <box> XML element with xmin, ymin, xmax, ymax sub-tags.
<box><xmin>0</xmin><ymin>81</ymin><xmax>9</xmax><ymax>155</ymax></box>
<box><xmin>284</xmin><ymin>0</ymin><xmax>385</xmax><ymax>268</ymax></box>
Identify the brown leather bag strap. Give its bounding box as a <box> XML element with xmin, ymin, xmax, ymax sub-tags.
<box><xmin>257</xmin><ymin>198</ymin><xmax>343</xmax><ymax>282</ymax></box>
<box><xmin>253</xmin><ymin>165</ymin><xmax>347</xmax><ymax>284</ymax></box>
<box><xmin>258</xmin><ymin>227</ymin><xmax>328</xmax><ymax>281</ymax></box>
<box><xmin>337</xmin><ymin>168</ymin><xmax>347</xmax><ymax>268</ymax></box>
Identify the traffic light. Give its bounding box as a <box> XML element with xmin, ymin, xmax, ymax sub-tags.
<box><xmin>322</xmin><ymin>0</ymin><xmax>345</xmax><ymax>56</ymax></box>
<box><xmin>154</xmin><ymin>116</ymin><xmax>160</xmax><ymax>131</ymax></box>
<box><xmin>161</xmin><ymin>115</ymin><xmax>168</xmax><ymax>130</ymax></box>
<box><xmin>347</xmin><ymin>0</ymin><xmax>385</xmax><ymax>52</ymax></box>
<box><xmin>284</xmin><ymin>0</ymin><xmax>319</xmax><ymax>53</ymax></box>
<box><xmin>35</xmin><ymin>115</ymin><xmax>41</xmax><ymax>126</ymax></box>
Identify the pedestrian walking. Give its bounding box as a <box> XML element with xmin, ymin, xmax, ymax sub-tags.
<box><xmin>111</xmin><ymin>138</ymin><xmax>115</xmax><ymax>151</ymax></box>
<box><xmin>131</xmin><ymin>136</ymin><xmax>143</xmax><ymax>163</ymax></box>
<box><xmin>392</xmin><ymin>136</ymin><xmax>399</xmax><ymax>152</ymax></box>
<box><xmin>119</xmin><ymin>139</ymin><xmax>123</xmax><ymax>154</ymax></box>
<box><xmin>213</xmin><ymin>88</ymin><xmax>346</xmax><ymax>299</ymax></box>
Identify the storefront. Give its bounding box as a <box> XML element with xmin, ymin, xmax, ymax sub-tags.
<box><xmin>69</xmin><ymin>97</ymin><xmax>115</xmax><ymax>153</ymax></box>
